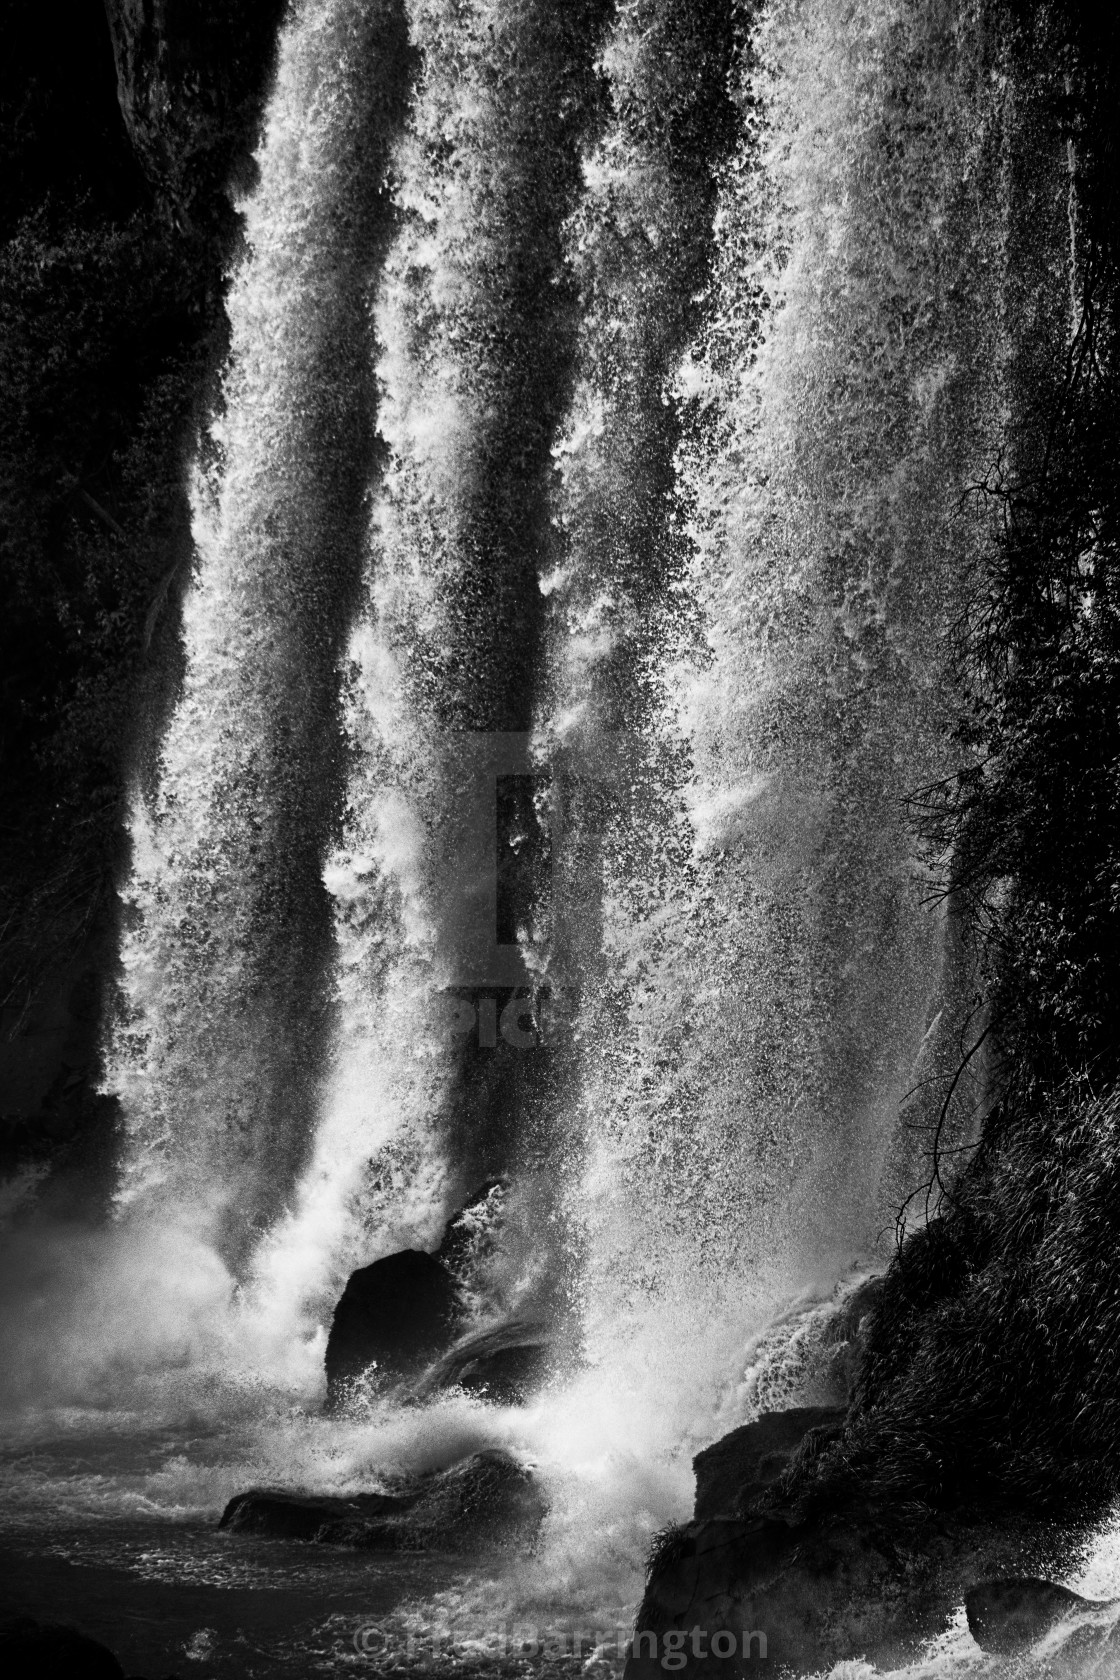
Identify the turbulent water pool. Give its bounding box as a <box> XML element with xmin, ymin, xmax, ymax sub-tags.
<box><xmin>0</xmin><ymin>1421</ymin><xmax>438</xmax><ymax>1675</ymax></box>
<box><xmin>0</xmin><ymin>1395</ymin><xmax>661</xmax><ymax>1680</ymax></box>
<box><xmin>5</xmin><ymin>1403</ymin><xmax>1120</xmax><ymax>1680</ymax></box>
<box><xmin>0</xmin><ymin>1503</ymin><xmax>449</xmax><ymax>1678</ymax></box>
<box><xmin>4</xmin><ymin>1330</ymin><xmax>1120</xmax><ymax>1680</ymax></box>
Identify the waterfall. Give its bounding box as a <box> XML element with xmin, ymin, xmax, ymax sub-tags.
<box><xmin>99</xmin><ymin>0</ymin><xmax>1004</xmax><ymax>1436</ymax></box>
<box><xmin>107</xmin><ymin>0</ymin><xmax>411</xmax><ymax>1266</ymax></box>
<box><xmin>500</xmin><ymin>0</ymin><xmax>1005</xmax><ymax>1444</ymax></box>
<box><xmin>245</xmin><ymin>0</ymin><xmax>615</xmax><ymax>1353</ymax></box>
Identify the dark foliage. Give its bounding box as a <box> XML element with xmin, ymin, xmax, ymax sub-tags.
<box><xmin>789</xmin><ymin>1081</ymin><xmax>1120</xmax><ymax>1522</ymax></box>
<box><xmin>644</xmin><ymin>1521</ymin><xmax>693</xmax><ymax>1586</ymax></box>
<box><xmin>915</xmin><ymin>0</ymin><xmax>1120</xmax><ymax>1108</ymax></box>
<box><xmin>920</xmin><ymin>289</ymin><xmax>1120</xmax><ymax>1106</ymax></box>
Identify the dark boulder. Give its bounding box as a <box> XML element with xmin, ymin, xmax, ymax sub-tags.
<box><xmin>627</xmin><ymin>1510</ymin><xmax>924</xmax><ymax>1679</ymax></box>
<box><xmin>626</xmin><ymin>1502</ymin><xmax>1077</xmax><ymax>1678</ymax></box>
<box><xmin>0</xmin><ymin>1617</ymin><xmax>125</xmax><ymax>1679</ymax></box>
<box><xmin>410</xmin><ymin>1317</ymin><xmax>553</xmax><ymax>1404</ymax></box>
<box><xmin>627</xmin><ymin>1402</ymin><xmax>1083</xmax><ymax>1677</ymax></box>
<box><xmin>324</xmin><ymin>1185</ymin><xmax>517</xmax><ymax>1408</ymax></box>
<box><xmin>965</xmin><ymin>1578</ymin><xmax>1117</xmax><ymax>1654</ymax></box>
<box><xmin>324</xmin><ymin>1248</ymin><xmax>461</xmax><ymax>1409</ymax></box>
<box><xmin>399</xmin><ymin>1447</ymin><xmax>547</xmax><ymax>1548</ymax></box>
<box><xmin>220</xmin><ymin>1448</ymin><xmax>545</xmax><ymax>1552</ymax></box>
<box><xmin>692</xmin><ymin>1406</ymin><xmax>845</xmax><ymax>1519</ymax></box>
<box><xmin>219</xmin><ymin>1486</ymin><xmax>414</xmax><ymax>1545</ymax></box>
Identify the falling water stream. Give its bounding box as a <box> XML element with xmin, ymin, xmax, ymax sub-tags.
<box><xmin>2</xmin><ymin>1</ymin><xmax>1116</xmax><ymax>1674</ymax></box>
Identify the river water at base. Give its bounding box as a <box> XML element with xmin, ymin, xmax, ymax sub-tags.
<box><xmin>4</xmin><ymin>1346</ymin><xmax>1120</xmax><ymax>1679</ymax></box>
<box><xmin>0</xmin><ymin>1388</ymin><xmax>678</xmax><ymax>1680</ymax></box>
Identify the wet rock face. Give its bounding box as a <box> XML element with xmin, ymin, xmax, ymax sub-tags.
<box><xmin>965</xmin><ymin>1578</ymin><xmax>1117</xmax><ymax>1655</ymax></box>
<box><xmin>692</xmin><ymin>1407</ymin><xmax>845</xmax><ymax>1519</ymax></box>
<box><xmin>826</xmin><ymin>1274</ymin><xmax>886</xmax><ymax>1399</ymax></box>
<box><xmin>324</xmin><ymin>1249</ymin><xmax>462</xmax><ymax>1409</ymax></box>
<box><xmin>401</xmin><ymin>1448</ymin><xmax>547</xmax><ymax>1549</ymax></box>
<box><xmin>436</xmin><ymin>1179</ymin><xmax>505</xmax><ymax>1280</ymax></box>
<box><xmin>631</xmin><ymin>1410</ymin><xmax>904</xmax><ymax>1676</ymax></box>
<box><xmin>104</xmin><ymin>0</ymin><xmax>286</xmax><ymax>221</ymax></box>
<box><xmin>629</xmin><ymin>1400</ymin><xmax>1087</xmax><ymax>1677</ymax></box>
<box><xmin>626</xmin><ymin>1504</ymin><xmax>1089</xmax><ymax>1678</ymax></box>
<box><xmin>628</xmin><ymin>1511</ymin><xmax>928</xmax><ymax>1679</ymax></box>
<box><xmin>323</xmin><ymin>1181</ymin><xmax>559</xmax><ymax>1410</ymax></box>
<box><xmin>219</xmin><ymin>1449</ymin><xmax>546</xmax><ymax>1552</ymax></box>
<box><xmin>219</xmin><ymin>1485</ymin><xmax>411</xmax><ymax>1543</ymax></box>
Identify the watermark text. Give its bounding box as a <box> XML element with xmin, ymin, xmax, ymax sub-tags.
<box><xmin>352</xmin><ymin>1622</ymin><xmax>767</xmax><ymax>1667</ymax></box>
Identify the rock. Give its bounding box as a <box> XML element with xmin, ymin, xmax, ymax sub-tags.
<box><xmin>218</xmin><ymin>1486</ymin><xmax>414</xmax><ymax>1545</ymax></box>
<box><xmin>823</xmin><ymin>1274</ymin><xmax>886</xmax><ymax>1398</ymax></box>
<box><xmin>399</xmin><ymin>1447</ymin><xmax>547</xmax><ymax>1547</ymax></box>
<box><xmin>965</xmin><ymin>1578</ymin><xmax>1117</xmax><ymax>1654</ymax></box>
<box><xmin>324</xmin><ymin>1248</ymin><xmax>462</xmax><ymax>1409</ymax></box>
<box><xmin>692</xmin><ymin>1407</ymin><xmax>845</xmax><ymax>1519</ymax></box>
<box><xmin>410</xmin><ymin>1317</ymin><xmax>553</xmax><ymax>1404</ymax></box>
<box><xmin>627</xmin><ymin>1406</ymin><xmax>1082</xmax><ymax>1678</ymax></box>
<box><xmin>323</xmin><ymin>1184</ymin><xmax>541</xmax><ymax>1408</ymax></box>
<box><xmin>103</xmin><ymin>0</ymin><xmax>286</xmax><ymax>223</ymax></box>
<box><xmin>627</xmin><ymin>1510</ymin><xmax>932</xmax><ymax>1678</ymax></box>
<box><xmin>0</xmin><ymin>1616</ymin><xmax>125</xmax><ymax>1679</ymax></box>
<box><xmin>219</xmin><ymin>1449</ymin><xmax>545</xmax><ymax>1552</ymax></box>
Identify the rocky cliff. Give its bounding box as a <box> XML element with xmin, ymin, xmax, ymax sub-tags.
<box><xmin>103</xmin><ymin>0</ymin><xmax>286</xmax><ymax>226</ymax></box>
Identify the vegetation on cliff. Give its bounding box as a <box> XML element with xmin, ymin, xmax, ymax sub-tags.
<box><xmin>822</xmin><ymin>1081</ymin><xmax>1120</xmax><ymax>1516</ymax></box>
<box><xmin>793</xmin><ymin>0</ymin><xmax>1120</xmax><ymax>1526</ymax></box>
<box><xmin>921</xmin><ymin>0</ymin><xmax>1120</xmax><ymax>1110</ymax></box>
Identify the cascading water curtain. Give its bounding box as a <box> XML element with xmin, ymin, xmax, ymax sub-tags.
<box><xmin>207</xmin><ymin>0</ymin><xmax>614</xmax><ymax>1351</ymax></box>
<box><xmin>543</xmin><ymin>0</ymin><xmax>1009</xmax><ymax>1423</ymax></box>
<box><xmin>108</xmin><ymin>0</ymin><xmax>411</xmax><ymax>1280</ymax></box>
<box><xmin>105</xmin><ymin>0</ymin><xmax>1010</xmax><ymax>1407</ymax></box>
